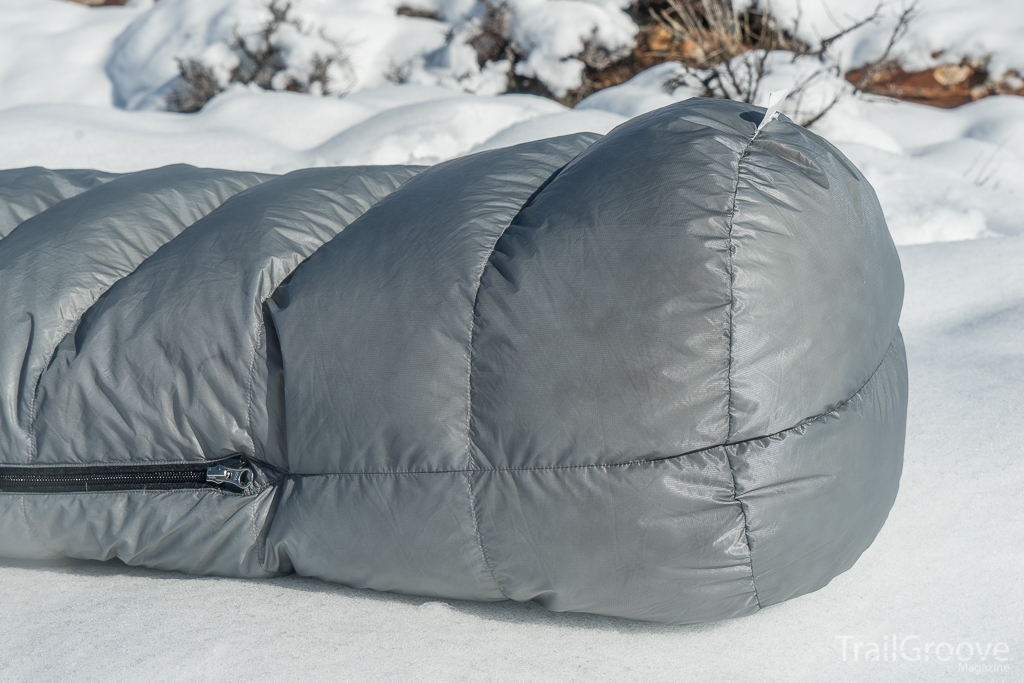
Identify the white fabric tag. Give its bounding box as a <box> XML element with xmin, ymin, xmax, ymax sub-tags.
<box><xmin>757</xmin><ymin>89</ymin><xmax>789</xmax><ymax>132</ymax></box>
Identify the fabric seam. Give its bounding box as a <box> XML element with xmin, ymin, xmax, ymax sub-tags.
<box><xmin>462</xmin><ymin>204</ymin><xmax>524</xmax><ymax>472</ymax></box>
<box><xmin>1</xmin><ymin>335</ymin><xmax>896</xmax><ymax>481</ymax></box>
<box><xmin>258</xmin><ymin>334</ymin><xmax>896</xmax><ymax>479</ymax></box>
<box><xmin>27</xmin><ymin>316</ymin><xmax>83</xmax><ymax>463</ymax></box>
<box><xmin>242</xmin><ymin>305</ymin><xmax>264</xmax><ymax>458</ymax></box>
<box><xmin>726</xmin><ymin>446</ymin><xmax>763</xmax><ymax>609</ymax></box>
<box><xmin>725</xmin><ymin>136</ymin><xmax>755</xmax><ymax>442</ymax></box>
<box><xmin>464</xmin><ymin>471</ymin><xmax>507</xmax><ymax>598</ymax></box>
<box><xmin>461</xmin><ymin>214</ymin><xmax>514</xmax><ymax>599</ymax></box>
<box><xmin>460</xmin><ymin>151</ymin><xmax>582</xmax><ymax>601</ymax></box>
<box><xmin>724</xmin><ymin>133</ymin><xmax>759</xmax><ymax>608</ymax></box>
<box><xmin>20</xmin><ymin>495</ymin><xmax>58</xmax><ymax>555</ymax></box>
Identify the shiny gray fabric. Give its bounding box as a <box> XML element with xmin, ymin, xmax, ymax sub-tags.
<box><xmin>0</xmin><ymin>167</ymin><xmax>120</xmax><ymax>240</ymax></box>
<box><xmin>0</xmin><ymin>99</ymin><xmax>907</xmax><ymax>624</ymax></box>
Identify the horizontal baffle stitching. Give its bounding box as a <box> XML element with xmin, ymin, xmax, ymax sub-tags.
<box><xmin>0</xmin><ymin>335</ymin><xmax>897</xmax><ymax>481</ymax></box>
<box><xmin>280</xmin><ymin>334</ymin><xmax>897</xmax><ymax>479</ymax></box>
<box><xmin>0</xmin><ymin>335</ymin><xmax>897</xmax><ymax>483</ymax></box>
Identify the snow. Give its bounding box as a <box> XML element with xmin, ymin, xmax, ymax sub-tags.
<box><xmin>0</xmin><ymin>85</ymin><xmax>624</xmax><ymax>171</ymax></box>
<box><xmin>821</xmin><ymin>96</ymin><xmax>1024</xmax><ymax>244</ymax></box>
<box><xmin>505</xmin><ymin>0</ymin><xmax>636</xmax><ymax>96</ymax></box>
<box><xmin>1</xmin><ymin>0</ymin><xmax>1023</xmax><ymax>679</ymax></box>
<box><xmin>108</xmin><ymin>0</ymin><xmax>452</xmax><ymax>109</ymax></box>
<box><xmin>574</xmin><ymin>61</ymin><xmax>704</xmax><ymax>117</ymax></box>
<box><xmin>309</xmin><ymin>91</ymin><xmax>568</xmax><ymax>165</ymax></box>
<box><xmin>471</xmin><ymin>108</ymin><xmax>625</xmax><ymax>151</ymax></box>
<box><xmin>394</xmin><ymin>0</ymin><xmax>638</xmax><ymax>97</ymax></box>
<box><xmin>0</xmin><ymin>0</ymin><xmax>144</xmax><ymax>109</ymax></box>
<box><xmin>106</xmin><ymin>0</ymin><xmax>636</xmax><ymax>106</ymax></box>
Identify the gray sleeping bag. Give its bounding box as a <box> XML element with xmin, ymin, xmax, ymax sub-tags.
<box><xmin>0</xmin><ymin>98</ymin><xmax>907</xmax><ymax>624</ymax></box>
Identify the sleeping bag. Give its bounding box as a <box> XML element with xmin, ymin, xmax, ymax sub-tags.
<box><xmin>0</xmin><ymin>98</ymin><xmax>907</xmax><ymax>624</ymax></box>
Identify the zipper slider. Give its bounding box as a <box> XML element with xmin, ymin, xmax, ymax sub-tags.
<box><xmin>205</xmin><ymin>463</ymin><xmax>255</xmax><ymax>492</ymax></box>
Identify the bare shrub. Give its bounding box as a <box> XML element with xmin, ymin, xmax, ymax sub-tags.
<box><xmin>649</xmin><ymin>0</ymin><xmax>801</xmax><ymax>68</ymax></box>
<box><xmin>652</xmin><ymin>1</ymin><xmax>921</xmax><ymax>126</ymax></box>
<box><xmin>464</xmin><ymin>1</ymin><xmax>556</xmax><ymax>97</ymax></box>
<box><xmin>847</xmin><ymin>3</ymin><xmax>918</xmax><ymax>92</ymax></box>
<box><xmin>384</xmin><ymin>59</ymin><xmax>413</xmax><ymax>85</ymax></box>
<box><xmin>469</xmin><ymin>1</ymin><xmax>513</xmax><ymax>66</ymax></box>
<box><xmin>167</xmin><ymin>0</ymin><xmax>354</xmax><ymax>112</ymax></box>
<box><xmin>396</xmin><ymin>6</ymin><xmax>441</xmax><ymax>20</ymax></box>
<box><xmin>230</xmin><ymin>1</ymin><xmax>292</xmax><ymax>90</ymax></box>
<box><xmin>166</xmin><ymin>59</ymin><xmax>223</xmax><ymax>114</ymax></box>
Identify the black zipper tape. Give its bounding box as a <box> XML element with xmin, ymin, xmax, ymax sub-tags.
<box><xmin>0</xmin><ymin>457</ymin><xmax>255</xmax><ymax>494</ymax></box>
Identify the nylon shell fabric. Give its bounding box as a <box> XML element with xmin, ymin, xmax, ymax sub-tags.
<box><xmin>0</xmin><ymin>98</ymin><xmax>908</xmax><ymax>624</ymax></box>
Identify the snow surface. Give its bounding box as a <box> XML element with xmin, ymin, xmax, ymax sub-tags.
<box><xmin>1</xmin><ymin>1</ymin><xmax>1023</xmax><ymax>680</ymax></box>
<box><xmin>0</xmin><ymin>0</ymin><xmax>144</xmax><ymax>109</ymax></box>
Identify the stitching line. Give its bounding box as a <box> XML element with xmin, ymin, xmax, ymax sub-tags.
<box><xmin>259</xmin><ymin>335</ymin><xmax>895</xmax><ymax>478</ymax></box>
<box><xmin>27</xmin><ymin>315</ymin><xmax>78</xmax><ymax>462</ymax></box>
<box><xmin>460</xmin><ymin>191</ymin><xmax>528</xmax><ymax>600</ymax></box>
<box><xmin>461</xmin><ymin>215</ymin><xmax>513</xmax><ymax>599</ymax></box>
<box><xmin>464</xmin><ymin>472</ymin><xmax>507</xmax><ymax>598</ymax></box>
<box><xmin>726</xmin><ymin>445</ymin><xmax>763</xmax><ymax>609</ymax></box>
<box><xmin>463</xmin><ymin>204</ymin><xmax>523</xmax><ymax>472</ymax></box>
<box><xmin>242</xmin><ymin>301</ymin><xmax>264</xmax><ymax>457</ymax></box>
<box><xmin>250</xmin><ymin>488</ymin><xmax>260</xmax><ymax>559</ymax></box>
<box><xmin>459</xmin><ymin>150</ymin><xmax>583</xmax><ymax>601</ymax></box>
<box><xmin>1</xmin><ymin>334</ymin><xmax>894</xmax><ymax>481</ymax></box>
<box><xmin>20</xmin><ymin>495</ymin><xmax>58</xmax><ymax>556</ymax></box>
<box><xmin>724</xmin><ymin>135</ymin><xmax>756</xmax><ymax>442</ymax></box>
<box><xmin>725</xmin><ymin>130</ymin><xmax>764</xmax><ymax>608</ymax></box>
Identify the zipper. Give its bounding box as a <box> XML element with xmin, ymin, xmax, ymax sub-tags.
<box><xmin>0</xmin><ymin>457</ymin><xmax>256</xmax><ymax>494</ymax></box>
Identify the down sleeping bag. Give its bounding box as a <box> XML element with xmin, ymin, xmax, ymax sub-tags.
<box><xmin>0</xmin><ymin>98</ymin><xmax>907</xmax><ymax>624</ymax></box>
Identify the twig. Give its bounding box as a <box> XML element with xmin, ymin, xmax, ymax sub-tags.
<box><xmin>854</xmin><ymin>1</ymin><xmax>918</xmax><ymax>91</ymax></box>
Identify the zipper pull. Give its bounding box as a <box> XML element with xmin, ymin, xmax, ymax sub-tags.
<box><xmin>206</xmin><ymin>463</ymin><xmax>254</xmax><ymax>492</ymax></box>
